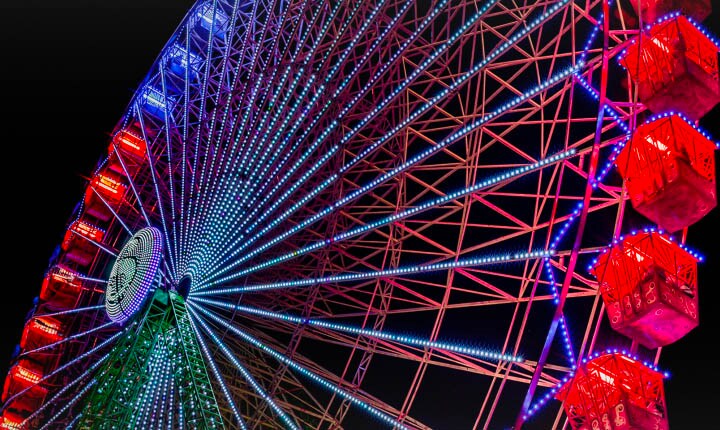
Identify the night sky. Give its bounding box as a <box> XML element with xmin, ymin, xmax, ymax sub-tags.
<box><xmin>0</xmin><ymin>1</ymin><xmax>718</xmax><ymax>428</ymax></box>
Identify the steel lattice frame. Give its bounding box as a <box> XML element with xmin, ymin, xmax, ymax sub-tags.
<box><xmin>4</xmin><ymin>0</ymin><xmax>717</xmax><ymax>429</ymax></box>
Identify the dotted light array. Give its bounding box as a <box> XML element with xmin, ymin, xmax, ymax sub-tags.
<box><xmin>38</xmin><ymin>379</ymin><xmax>98</xmax><ymax>430</ymax></box>
<box><xmin>189</xmin><ymin>308</ymin><xmax>299</xmax><ymax>430</ymax></box>
<box><xmin>191</xmin><ymin>297</ymin><xmax>523</xmax><ymax>362</ymax></box>
<box><xmin>198</xmin><ymin>0</ymin><xmax>451</xmax><ymax>273</ymax></box>
<box><xmin>188</xmin><ymin>312</ymin><xmax>249</xmax><ymax>430</ymax></box>
<box><xmin>21</xmin><ymin>350</ymin><xmax>112</xmax><ymax>427</ymax></box>
<box><xmin>189</xmin><ymin>304</ymin><xmax>410</xmax><ymax>430</ymax></box>
<box><xmin>33</xmin><ymin>305</ymin><xmax>105</xmax><ymax>319</ymax></box>
<box><xmin>192</xmin><ymin>74</ymin><xmax>326</xmax><ymax>272</ymax></box>
<box><xmin>198</xmin><ymin>61</ymin><xmax>582</xmax><ymax>290</ymax></box>
<box><xmin>184</xmin><ymin>0</ymin><xmax>336</xmax><ymax>263</ymax></box>
<box><xmin>192</xmin><ymin>0</ymin><xmax>405</xmax><ymax>276</ymax></box>
<box><xmin>197</xmin><ymin>150</ymin><xmax>575</xmax><ymax>288</ymax></box>
<box><xmin>187</xmin><ymin>31</ymin><xmax>313</xmax><ymax>272</ymax></box>
<box><xmin>521</xmin><ymin>4</ymin><xmax>718</xmax><ymax>422</ymax></box>
<box><xmin>4</xmin><ymin>327</ymin><xmax>127</xmax><ymax>408</ymax></box>
<box><xmin>193</xmin><ymin>0</ymin><xmax>570</xmax><ymax>287</ymax></box>
<box><xmin>617</xmin><ymin>11</ymin><xmax>720</xmax><ymax>65</ymax></box>
<box><xmin>587</xmin><ymin>227</ymin><xmax>704</xmax><ymax>273</ymax></box>
<box><xmin>106</xmin><ymin>227</ymin><xmax>164</xmax><ymax>324</ymax></box>
<box><xmin>194</xmin><ymin>249</ymin><xmax>555</xmax><ymax>296</ymax></box>
<box><xmin>21</xmin><ymin>321</ymin><xmax>115</xmax><ymax>357</ymax></box>
<box><xmin>180</xmin><ymin>0</ymin><xmax>243</xmax><ymax>275</ymax></box>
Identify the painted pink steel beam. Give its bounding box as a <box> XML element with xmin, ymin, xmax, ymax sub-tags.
<box><xmin>514</xmin><ymin>0</ymin><xmax>611</xmax><ymax>427</ymax></box>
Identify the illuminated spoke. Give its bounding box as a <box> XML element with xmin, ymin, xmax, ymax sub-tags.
<box><xmin>87</xmin><ymin>185</ymin><xmax>134</xmax><ymax>235</ymax></box>
<box><xmin>188</xmin><ymin>311</ymin><xmax>249</xmax><ymax>430</ymax></box>
<box><xmin>38</xmin><ymin>379</ymin><xmax>98</xmax><ymax>430</ymax></box>
<box><xmin>17</xmin><ymin>0</ymin><xmax>714</xmax><ymax>428</ymax></box>
<box><xmin>22</xmin><ymin>352</ymin><xmax>111</xmax><ymax>426</ymax></box>
<box><xmin>192</xmin><ymin>297</ymin><xmax>523</xmax><ymax>362</ymax></box>
<box><xmin>198</xmin><ymin>5</ymin><xmax>577</xmax><ymax>286</ymax></box>
<box><xmin>19</xmin><ymin>321</ymin><xmax>115</xmax><ymax>358</ymax></box>
<box><xmin>109</xmin><ymin>140</ymin><xmax>153</xmax><ymax>228</ymax></box>
<box><xmin>190</xmin><ymin>304</ymin><xmax>412</xmax><ymax>429</ymax></box>
<box><xmin>134</xmin><ymin>104</ymin><xmax>178</xmax><ymax>280</ymax></box>
<box><xmin>32</xmin><ymin>305</ymin><xmax>105</xmax><ymax>319</ymax></box>
<box><xmin>2</xmin><ymin>326</ymin><xmax>127</xmax><ymax>409</ymax></box>
<box><xmin>198</xmin><ymin>150</ymin><xmax>574</xmax><ymax>288</ymax></box>
<box><xmin>190</xmin><ymin>308</ymin><xmax>299</xmax><ymax>429</ymax></box>
<box><xmin>194</xmin><ymin>249</ymin><xmax>554</xmax><ymax>295</ymax></box>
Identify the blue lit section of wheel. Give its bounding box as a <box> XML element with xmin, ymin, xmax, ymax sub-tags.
<box><xmin>105</xmin><ymin>227</ymin><xmax>163</xmax><ymax>324</ymax></box>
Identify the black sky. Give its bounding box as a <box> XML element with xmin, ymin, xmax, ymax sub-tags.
<box><xmin>0</xmin><ymin>1</ymin><xmax>718</xmax><ymax>428</ymax></box>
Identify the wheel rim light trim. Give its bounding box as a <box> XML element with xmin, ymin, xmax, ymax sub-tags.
<box><xmin>105</xmin><ymin>227</ymin><xmax>163</xmax><ymax>323</ymax></box>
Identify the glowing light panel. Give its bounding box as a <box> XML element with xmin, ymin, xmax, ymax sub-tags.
<box><xmin>105</xmin><ymin>227</ymin><xmax>163</xmax><ymax>323</ymax></box>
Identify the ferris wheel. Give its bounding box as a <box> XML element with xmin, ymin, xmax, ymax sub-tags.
<box><xmin>1</xmin><ymin>0</ymin><xmax>718</xmax><ymax>429</ymax></box>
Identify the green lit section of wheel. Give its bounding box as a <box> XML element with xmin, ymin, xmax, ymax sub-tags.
<box><xmin>105</xmin><ymin>227</ymin><xmax>163</xmax><ymax>323</ymax></box>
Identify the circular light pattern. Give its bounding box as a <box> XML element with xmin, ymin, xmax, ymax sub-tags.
<box><xmin>106</xmin><ymin>227</ymin><xmax>163</xmax><ymax>323</ymax></box>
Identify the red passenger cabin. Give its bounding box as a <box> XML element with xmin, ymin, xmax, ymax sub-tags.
<box><xmin>20</xmin><ymin>316</ymin><xmax>63</xmax><ymax>352</ymax></box>
<box><xmin>61</xmin><ymin>220</ymin><xmax>105</xmax><ymax>268</ymax></box>
<box><xmin>107</xmin><ymin>129</ymin><xmax>147</xmax><ymax>177</ymax></box>
<box><xmin>0</xmin><ymin>411</ymin><xmax>25</xmax><ymax>430</ymax></box>
<box><xmin>615</xmin><ymin>113</ymin><xmax>717</xmax><ymax>233</ymax></box>
<box><xmin>555</xmin><ymin>352</ymin><xmax>668</xmax><ymax>430</ymax></box>
<box><xmin>1</xmin><ymin>359</ymin><xmax>48</xmax><ymax>409</ymax></box>
<box><xmin>591</xmin><ymin>231</ymin><xmax>699</xmax><ymax>349</ymax></box>
<box><xmin>39</xmin><ymin>266</ymin><xmax>83</xmax><ymax>309</ymax></box>
<box><xmin>629</xmin><ymin>0</ymin><xmax>711</xmax><ymax>25</ymax></box>
<box><xmin>620</xmin><ymin>14</ymin><xmax>720</xmax><ymax>120</ymax></box>
<box><xmin>83</xmin><ymin>171</ymin><xmax>128</xmax><ymax>222</ymax></box>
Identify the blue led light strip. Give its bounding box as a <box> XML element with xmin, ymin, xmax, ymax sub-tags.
<box><xmin>521</xmin><ymin>7</ymin><xmax>630</xmax><ymax>422</ymax></box>
<box><xmin>318</xmin><ymin>0</ymin><xmax>368</xmax><ymax>66</ymax></box>
<box><xmin>73</xmin><ymin>230</ymin><xmax>117</xmax><ymax>258</ymax></box>
<box><xmin>189</xmin><ymin>308</ymin><xmax>299</xmax><ymax>429</ymax></box>
<box><xmin>38</xmin><ymin>378</ymin><xmax>98</xmax><ymax>430</ymax></box>
<box><xmin>189</xmin><ymin>304</ymin><xmax>410</xmax><ymax>429</ymax></box>
<box><xmin>182</xmin><ymin>0</ymin><xmax>234</xmax><ymax>277</ymax></box>
<box><xmin>340</xmin><ymin>0</ymin><xmax>571</xmax><ymax>174</ymax></box>
<box><xmin>185</xmin><ymin>0</ymin><xmax>327</xmax><ymax>272</ymax></box>
<box><xmin>194</xmin><ymin>249</ymin><xmax>554</xmax><ymax>296</ymax></box>
<box><xmin>134</xmin><ymin>103</ymin><xmax>178</xmax><ymax>280</ymax></box>
<box><xmin>194</xmin><ymin>0</ymin><xmax>494</xmax><ymax>281</ymax></box>
<box><xmin>197</xmin><ymin>61</ymin><xmax>582</xmax><ymax>289</ymax></box>
<box><xmin>108</xmin><ymin>140</ymin><xmax>153</xmax><ymax>230</ymax></box>
<box><xmin>188</xmin><ymin>311</ymin><xmax>249</xmax><ymax>429</ymax></box>
<box><xmin>20</xmin><ymin>320</ymin><xmax>115</xmax><ymax>357</ymax></box>
<box><xmin>523</xmin><ymin>348</ymin><xmax>669</xmax><ymax>421</ymax></box>
<box><xmin>189</xmin><ymin>67</ymin><xmax>311</xmax><ymax>274</ymax></box>
<box><xmin>207</xmin><ymin>0</ymin><xmax>360</xmax><ymax>233</ymax></box>
<box><xmin>197</xmin><ymin>3</ymin><xmax>577</xmax><ymax>287</ymax></box>
<box><xmin>205</xmin><ymin>66</ymin><xmax>308</xmax><ymax>235</ymax></box>
<box><xmin>88</xmin><ymin>185</ymin><xmax>133</xmax><ymax>236</ymax></box>
<box><xmin>33</xmin><ymin>305</ymin><xmax>105</xmax><ymax>319</ymax></box>
<box><xmin>197</xmin><ymin>0</ymin><xmax>399</xmax><ymax>271</ymax></box>
<box><xmin>157</xmin><ymin>62</ymin><xmax>180</xmax><ymax>278</ymax></box>
<box><xmin>203</xmin><ymin>0</ymin><xmax>334</xmax><ymax>214</ymax></box>
<box><xmin>2</xmin><ymin>326</ymin><xmax>127</xmax><ymax>409</ymax></box>
<box><xmin>192</xmin><ymin>297</ymin><xmax>523</xmax><ymax>362</ymax></box>
<box><xmin>196</xmin><ymin>70</ymin><xmax>320</xmax><ymax>263</ymax></box>
<box><xmin>236</xmin><ymin>0</ymin><xmax>435</xmax><ymax>229</ymax></box>
<box><xmin>526</xmin><ymin>14</ymin><xmax>608</xmax><ymax>372</ymax></box>
<box><xmin>21</xmin><ymin>350</ymin><xmax>111</xmax><ymax>426</ymax></box>
<box><xmin>199</xmin><ymin>150</ymin><xmax>575</xmax><ymax>287</ymax></box>
<box><xmin>178</xmin><ymin>8</ymin><xmax>202</xmax><ymax>276</ymax></box>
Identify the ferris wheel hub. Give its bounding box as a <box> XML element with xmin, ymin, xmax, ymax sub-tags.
<box><xmin>105</xmin><ymin>227</ymin><xmax>164</xmax><ymax>324</ymax></box>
